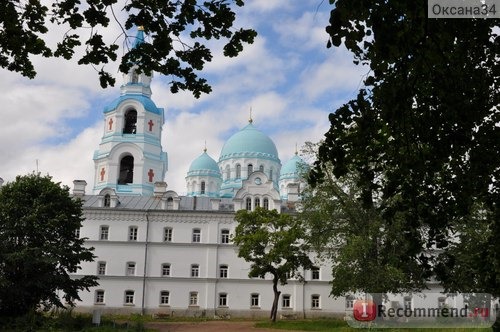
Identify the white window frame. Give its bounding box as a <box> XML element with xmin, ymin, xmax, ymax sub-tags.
<box><xmin>126</xmin><ymin>262</ymin><xmax>136</xmax><ymax>276</ymax></box>
<box><xmin>97</xmin><ymin>261</ymin><xmax>106</xmax><ymax>275</ymax></box>
<box><xmin>251</xmin><ymin>293</ymin><xmax>260</xmax><ymax>307</ymax></box>
<box><xmin>311</xmin><ymin>294</ymin><xmax>320</xmax><ymax>309</ymax></box>
<box><xmin>219</xmin><ymin>264</ymin><xmax>228</xmax><ymax>278</ymax></box>
<box><xmin>128</xmin><ymin>226</ymin><xmax>138</xmax><ymax>241</ymax></box>
<box><xmin>163</xmin><ymin>227</ymin><xmax>173</xmax><ymax>242</ymax></box>
<box><xmin>95</xmin><ymin>290</ymin><xmax>105</xmax><ymax>304</ymax></box>
<box><xmin>282</xmin><ymin>294</ymin><xmax>291</xmax><ymax>308</ymax></box>
<box><xmin>191</xmin><ymin>264</ymin><xmax>199</xmax><ymax>277</ymax></box>
<box><xmin>311</xmin><ymin>267</ymin><xmax>320</xmax><ymax>280</ymax></box>
<box><xmin>161</xmin><ymin>263</ymin><xmax>171</xmax><ymax>277</ymax></box>
<box><xmin>219</xmin><ymin>293</ymin><xmax>228</xmax><ymax>307</ymax></box>
<box><xmin>192</xmin><ymin>228</ymin><xmax>201</xmax><ymax>243</ymax></box>
<box><xmin>160</xmin><ymin>291</ymin><xmax>170</xmax><ymax>305</ymax></box>
<box><xmin>99</xmin><ymin>225</ymin><xmax>109</xmax><ymax>240</ymax></box>
<box><xmin>189</xmin><ymin>292</ymin><xmax>198</xmax><ymax>306</ymax></box>
<box><xmin>124</xmin><ymin>290</ymin><xmax>135</xmax><ymax>305</ymax></box>
<box><xmin>220</xmin><ymin>229</ymin><xmax>230</xmax><ymax>244</ymax></box>
<box><xmin>346</xmin><ymin>295</ymin><xmax>355</xmax><ymax>309</ymax></box>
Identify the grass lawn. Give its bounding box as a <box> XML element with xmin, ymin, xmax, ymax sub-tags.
<box><xmin>255</xmin><ymin>319</ymin><xmax>494</xmax><ymax>331</ymax></box>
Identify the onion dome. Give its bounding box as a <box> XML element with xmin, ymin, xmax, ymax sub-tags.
<box><xmin>187</xmin><ymin>150</ymin><xmax>221</xmax><ymax>178</ymax></box>
<box><xmin>279</xmin><ymin>153</ymin><xmax>307</xmax><ymax>181</ymax></box>
<box><xmin>219</xmin><ymin>123</ymin><xmax>280</xmax><ymax>162</ymax></box>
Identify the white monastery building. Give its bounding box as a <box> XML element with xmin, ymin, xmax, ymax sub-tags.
<box><xmin>68</xmin><ymin>30</ymin><xmax>473</xmax><ymax>319</ymax></box>
<box><xmin>71</xmin><ymin>29</ymin><xmax>345</xmax><ymax>318</ymax></box>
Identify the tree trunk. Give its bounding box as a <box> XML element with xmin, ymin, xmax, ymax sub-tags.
<box><xmin>270</xmin><ymin>277</ymin><xmax>281</xmax><ymax>322</ymax></box>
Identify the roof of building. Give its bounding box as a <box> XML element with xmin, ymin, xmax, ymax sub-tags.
<box><xmin>187</xmin><ymin>151</ymin><xmax>221</xmax><ymax>178</ymax></box>
<box><xmin>279</xmin><ymin>153</ymin><xmax>308</xmax><ymax>180</ymax></box>
<box><xmin>219</xmin><ymin>123</ymin><xmax>279</xmax><ymax>162</ymax></box>
<box><xmin>80</xmin><ymin>194</ymin><xmax>236</xmax><ymax>212</ymax></box>
<box><xmin>103</xmin><ymin>95</ymin><xmax>163</xmax><ymax>115</ymax></box>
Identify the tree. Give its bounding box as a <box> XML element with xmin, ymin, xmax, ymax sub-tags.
<box><xmin>311</xmin><ymin>1</ymin><xmax>499</xmax><ymax>297</ymax></box>
<box><xmin>0</xmin><ymin>0</ymin><xmax>256</xmax><ymax>97</ymax></box>
<box><xmin>300</xmin><ymin>143</ymin><xmax>428</xmax><ymax>308</ymax></box>
<box><xmin>0</xmin><ymin>174</ymin><xmax>98</xmax><ymax>318</ymax></box>
<box><xmin>233</xmin><ymin>208</ymin><xmax>313</xmax><ymax>322</ymax></box>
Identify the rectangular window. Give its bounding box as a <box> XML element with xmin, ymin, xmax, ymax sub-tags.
<box><xmin>189</xmin><ymin>292</ymin><xmax>198</xmax><ymax>306</ymax></box>
<box><xmin>95</xmin><ymin>290</ymin><xmax>105</xmax><ymax>304</ymax></box>
<box><xmin>126</xmin><ymin>262</ymin><xmax>136</xmax><ymax>276</ymax></box>
<box><xmin>219</xmin><ymin>293</ymin><xmax>228</xmax><ymax>307</ymax></box>
<box><xmin>311</xmin><ymin>295</ymin><xmax>320</xmax><ymax>309</ymax></box>
<box><xmin>251</xmin><ymin>293</ymin><xmax>260</xmax><ymax>307</ymax></box>
<box><xmin>404</xmin><ymin>296</ymin><xmax>412</xmax><ymax>311</ymax></box>
<box><xmin>161</xmin><ymin>263</ymin><xmax>171</xmax><ymax>277</ymax></box>
<box><xmin>438</xmin><ymin>297</ymin><xmax>446</xmax><ymax>308</ymax></box>
<box><xmin>221</xmin><ymin>229</ymin><xmax>230</xmax><ymax>244</ymax></box>
<box><xmin>129</xmin><ymin>226</ymin><xmax>138</xmax><ymax>241</ymax></box>
<box><xmin>311</xmin><ymin>267</ymin><xmax>320</xmax><ymax>280</ymax></box>
<box><xmin>163</xmin><ymin>227</ymin><xmax>173</xmax><ymax>242</ymax></box>
<box><xmin>282</xmin><ymin>294</ymin><xmax>291</xmax><ymax>308</ymax></box>
<box><xmin>124</xmin><ymin>290</ymin><xmax>134</xmax><ymax>304</ymax></box>
<box><xmin>219</xmin><ymin>265</ymin><xmax>228</xmax><ymax>278</ymax></box>
<box><xmin>191</xmin><ymin>264</ymin><xmax>199</xmax><ymax>277</ymax></box>
<box><xmin>160</xmin><ymin>291</ymin><xmax>170</xmax><ymax>305</ymax></box>
<box><xmin>192</xmin><ymin>229</ymin><xmax>201</xmax><ymax>243</ymax></box>
<box><xmin>100</xmin><ymin>226</ymin><xmax>109</xmax><ymax>240</ymax></box>
<box><xmin>97</xmin><ymin>262</ymin><xmax>106</xmax><ymax>275</ymax></box>
<box><xmin>75</xmin><ymin>228</ymin><xmax>80</xmax><ymax>238</ymax></box>
<box><xmin>346</xmin><ymin>296</ymin><xmax>354</xmax><ymax>309</ymax></box>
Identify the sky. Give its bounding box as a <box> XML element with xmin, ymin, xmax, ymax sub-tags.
<box><xmin>0</xmin><ymin>0</ymin><xmax>368</xmax><ymax>195</ymax></box>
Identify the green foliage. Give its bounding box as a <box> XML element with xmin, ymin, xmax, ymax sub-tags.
<box><xmin>312</xmin><ymin>1</ymin><xmax>499</xmax><ymax>296</ymax></box>
<box><xmin>234</xmin><ymin>208</ymin><xmax>313</xmax><ymax>284</ymax></box>
<box><xmin>0</xmin><ymin>0</ymin><xmax>256</xmax><ymax>97</ymax></box>
<box><xmin>233</xmin><ymin>208</ymin><xmax>313</xmax><ymax>321</ymax></box>
<box><xmin>0</xmin><ymin>174</ymin><xmax>98</xmax><ymax>319</ymax></box>
<box><xmin>301</xmin><ymin>160</ymin><xmax>428</xmax><ymax>297</ymax></box>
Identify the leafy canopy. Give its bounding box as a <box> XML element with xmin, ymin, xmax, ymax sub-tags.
<box><xmin>311</xmin><ymin>1</ymin><xmax>499</xmax><ymax>296</ymax></box>
<box><xmin>0</xmin><ymin>0</ymin><xmax>256</xmax><ymax>97</ymax></box>
<box><xmin>233</xmin><ymin>208</ymin><xmax>313</xmax><ymax>321</ymax></box>
<box><xmin>0</xmin><ymin>174</ymin><xmax>98</xmax><ymax>318</ymax></box>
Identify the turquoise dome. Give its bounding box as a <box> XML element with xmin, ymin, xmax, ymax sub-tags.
<box><xmin>219</xmin><ymin>123</ymin><xmax>279</xmax><ymax>162</ymax></box>
<box><xmin>279</xmin><ymin>154</ymin><xmax>307</xmax><ymax>180</ymax></box>
<box><xmin>187</xmin><ymin>151</ymin><xmax>221</xmax><ymax>178</ymax></box>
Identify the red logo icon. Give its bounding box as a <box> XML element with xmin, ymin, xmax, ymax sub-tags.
<box><xmin>353</xmin><ymin>300</ymin><xmax>377</xmax><ymax>321</ymax></box>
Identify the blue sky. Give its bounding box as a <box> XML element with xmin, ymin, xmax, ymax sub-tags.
<box><xmin>0</xmin><ymin>0</ymin><xmax>367</xmax><ymax>193</ymax></box>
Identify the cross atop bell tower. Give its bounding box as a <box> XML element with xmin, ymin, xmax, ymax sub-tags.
<box><xmin>92</xmin><ymin>27</ymin><xmax>168</xmax><ymax>196</ymax></box>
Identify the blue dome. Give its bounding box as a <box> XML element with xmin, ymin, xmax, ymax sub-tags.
<box><xmin>279</xmin><ymin>154</ymin><xmax>307</xmax><ymax>180</ymax></box>
<box><xmin>219</xmin><ymin>123</ymin><xmax>279</xmax><ymax>162</ymax></box>
<box><xmin>187</xmin><ymin>151</ymin><xmax>221</xmax><ymax>178</ymax></box>
<box><xmin>103</xmin><ymin>95</ymin><xmax>163</xmax><ymax>115</ymax></box>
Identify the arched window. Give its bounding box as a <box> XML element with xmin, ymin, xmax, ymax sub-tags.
<box><xmin>247</xmin><ymin>164</ymin><xmax>253</xmax><ymax>177</ymax></box>
<box><xmin>225</xmin><ymin>165</ymin><xmax>230</xmax><ymax>180</ymax></box>
<box><xmin>255</xmin><ymin>197</ymin><xmax>260</xmax><ymax>208</ymax></box>
<box><xmin>123</xmin><ymin>110</ymin><xmax>137</xmax><ymax>134</ymax></box>
<box><xmin>259</xmin><ymin>165</ymin><xmax>264</xmax><ymax>172</ymax></box>
<box><xmin>118</xmin><ymin>155</ymin><xmax>134</xmax><ymax>184</ymax></box>
<box><xmin>269</xmin><ymin>168</ymin><xmax>273</xmax><ymax>181</ymax></box>
<box><xmin>246</xmin><ymin>197</ymin><xmax>252</xmax><ymax>210</ymax></box>
<box><xmin>236</xmin><ymin>164</ymin><xmax>241</xmax><ymax>179</ymax></box>
<box><xmin>131</xmin><ymin>70</ymin><xmax>139</xmax><ymax>83</ymax></box>
<box><xmin>103</xmin><ymin>194</ymin><xmax>111</xmax><ymax>207</ymax></box>
<box><xmin>201</xmin><ymin>181</ymin><xmax>206</xmax><ymax>195</ymax></box>
<box><xmin>166</xmin><ymin>197</ymin><xmax>174</xmax><ymax>210</ymax></box>
<box><xmin>263</xmin><ymin>198</ymin><xmax>269</xmax><ymax>210</ymax></box>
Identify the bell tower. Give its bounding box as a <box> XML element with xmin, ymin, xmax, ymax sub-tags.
<box><xmin>92</xmin><ymin>27</ymin><xmax>168</xmax><ymax>196</ymax></box>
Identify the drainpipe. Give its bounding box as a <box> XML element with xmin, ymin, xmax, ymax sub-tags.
<box><xmin>141</xmin><ymin>210</ymin><xmax>151</xmax><ymax>315</ymax></box>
